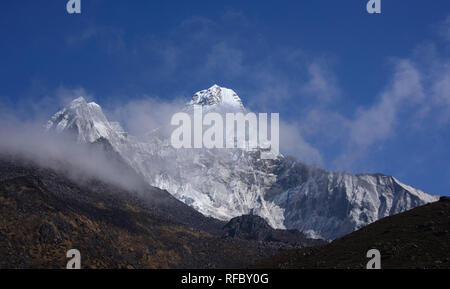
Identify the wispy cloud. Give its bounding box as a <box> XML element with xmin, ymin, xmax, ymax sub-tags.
<box><xmin>279</xmin><ymin>120</ymin><xmax>323</xmax><ymax>165</ymax></box>
<box><xmin>349</xmin><ymin>60</ymin><xmax>423</xmax><ymax>148</ymax></box>
<box><xmin>107</xmin><ymin>96</ymin><xmax>186</xmax><ymax>136</ymax></box>
<box><xmin>331</xmin><ymin>60</ymin><xmax>424</xmax><ymax>168</ymax></box>
<box><xmin>0</xmin><ymin>122</ymin><xmax>145</xmax><ymax>192</ymax></box>
<box><xmin>12</xmin><ymin>10</ymin><xmax>450</xmax><ymax>174</ymax></box>
<box><xmin>302</xmin><ymin>61</ymin><xmax>340</xmax><ymax>104</ymax></box>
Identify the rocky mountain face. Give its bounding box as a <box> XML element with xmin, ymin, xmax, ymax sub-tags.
<box><xmin>222</xmin><ymin>214</ymin><xmax>326</xmax><ymax>247</ymax></box>
<box><xmin>190</xmin><ymin>84</ymin><xmax>244</xmax><ymax>111</ymax></box>
<box><xmin>253</xmin><ymin>197</ymin><xmax>450</xmax><ymax>269</ymax></box>
<box><xmin>45</xmin><ymin>85</ymin><xmax>440</xmax><ymax>240</ymax></box>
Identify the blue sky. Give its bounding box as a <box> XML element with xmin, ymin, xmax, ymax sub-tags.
<box><xmin>0</xmin><ymin>0</ymin><xmax>449</xmax><ymax>195</ymax></box>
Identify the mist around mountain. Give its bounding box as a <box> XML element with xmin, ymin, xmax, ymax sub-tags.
<box><xmin>0</xmin><ymin>152</ymin><xmax>321</xmax><ymax>269</ymax></box>
<box><xmin>43</xmin><ymin>85</ymin><xmax>439</xmax><ymax>240</ymax></box>
<box><xmin>0</xmin><ymin>84</ymin><xmax>444</xmax><ymax>269</ymax></box>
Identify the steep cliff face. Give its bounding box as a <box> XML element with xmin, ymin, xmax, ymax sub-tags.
<box><xmin>265</xmin><ymin>157</ymin><xmax>438</xmax><ymax>239</ymax></box>
<box><xmin>222</xmin><ymin>214</ymin><xmax>326</xmax><ymax>247</ymax></box>
<box><xmin>45</xmin><ymin>85</ymin><xmax>439</xmax><ymax>240</ymax></box>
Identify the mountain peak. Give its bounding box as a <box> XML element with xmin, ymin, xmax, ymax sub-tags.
<box><xmin>71</xmin><ymin>96</ymin><xmax>87</xmax><ymax>104</ymax></box>
<box><xmin>46</xmin><ymin>97</ymin><xmax>124</xmax><ymax>143</ymax></box>
<box><xmin>67</xmin><ymin>96</ymin><xmax>102</xmax><ymax>110</ymax></box>
<box><xmin>189</xmin><ymin>85</ymin><xmax>244</xmax><ymax>110</ymax></box>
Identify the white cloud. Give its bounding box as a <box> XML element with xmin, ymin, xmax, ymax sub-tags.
<box><xmin>349</xmin><ymin>60</ymin><xmax>423</xmax><ymax>147</ymax></box>
<box><xmin>30</xmin><ymin>11</ymin><xmax>450</xmax><ymax>173</ymax></box>
<box><xmin>302</xmin><ymin>62</ymin><xmax>339</xmax><ymax>103</ymax></box>
<box><xmin>431</xmin><ymin>61</ymin><xmax>450</xmax><ymax>123</ymax></box>
<box><xmin>279</xmin><ymin>120</ymin><xmax>323</xmax><ymax>166</ymax></box>
<box><xmin>108</xmin><ymin>96</ymin><xmax>186</xmax><ymax>136</ymax></box>
<box><xmin>0</xmin><ymin>123</ymin><xmax>145</xmax><ymax>192</ymax></box>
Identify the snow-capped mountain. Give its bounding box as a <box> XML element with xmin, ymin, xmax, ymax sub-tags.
<box><xmin>45</xmin><ymin>85</ymin><xmax>440</xmax><ymax>240</ymax></box>
<box><xmin>189</xmin><ymin>84</ymin><xmax>245</xmax><ymax>112</ymax></box>
<box><xmin>46</xmin><ymin>97</ymin><xmax>125</xmax><ymax>143</ymax></box>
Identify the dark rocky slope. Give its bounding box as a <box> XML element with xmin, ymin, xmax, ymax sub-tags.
<box><xmin>222</xmin><ymin>214</ymin><xmax>326</xmax><ymax>247</ymax></box>
<box><xmin>253</xmin><ymin>197</ymin><xmax>450</xmax><ymax>269</ymax></box>
<box><xmin>0</xmin><ymin>156</ymin><xmax>321</xmax><ymax>269</ymax></box>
